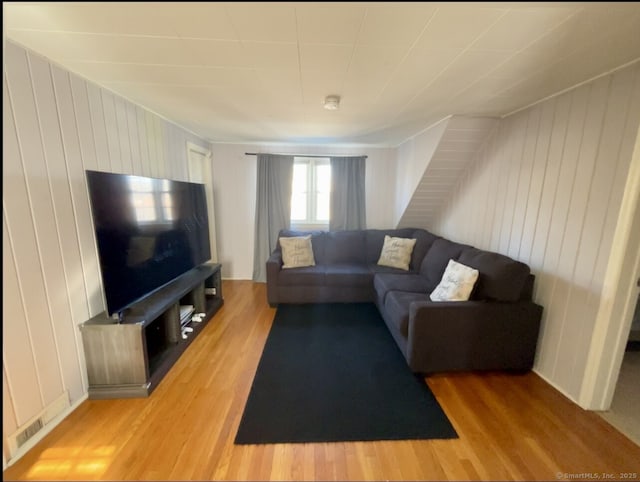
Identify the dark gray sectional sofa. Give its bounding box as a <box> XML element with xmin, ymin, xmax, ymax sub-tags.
<box><xmin>266</xmin><ymin>228</ymin><xmax>543</xmax><ymax>374</ymax></box>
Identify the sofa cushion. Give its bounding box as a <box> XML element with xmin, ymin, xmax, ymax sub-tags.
<box><xmin>384</xmin><ymin>291</ymin><xmax>431</xmax><ymax>337</ymax></box>
<box><xmin>420</xmin><ymin>238</ymin><xmax>470</xmax><ymax>292</ymax></box>
<box><xmin>278</xmin><ymin>229</ymin><xmax>327</xmax><ymax>264</ymax></box>
<box><xmin>325</xmin><ymin>264</ymin><xmax>372</xmax><ymax>287</ymax></box>
<box><xmin>278</xmin><ymin>265</ymin><xmax>326</xmax><ymax>286</ymax></box>
<box><xmin>280</xmin><ymin>235</ymin><xmax>316</xmax><ymax>269</ymax></box>
<box><xmin>374</xmin><ymin>273</ymin><xmax>431</xmax><ymax>305</ymax></box>
<box><xmin>458</xmin><ymin>248</ymin><xmax>531</xmax><ymax>301</ymax></box>
<box><xmin>365</xmin><ymin>228</ymin><xmax>414</xmax><ymax>264</ymax></box>
<box><xmin>324</xmin><ymin>230</ymin><xmax>366</xmax><ymax>264</ymax></box>
<box><xmin>430</xmin><ymin>259</ymin><xmax>479</xmax><ymax>302</ymax></box>
<box><xmin>377</xmin><ymin>235</ymin><xmax>417</xmax><ymax>271</ymax></box>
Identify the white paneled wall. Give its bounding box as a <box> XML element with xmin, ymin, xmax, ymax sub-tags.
<box><xmin>393</xmin><ymin>118</ymin><xmax>449</xmax><ymax>226</ymax></box>
<box><xmin>432</xmin><ymin>62</ymin><xmax>640</xmax><ymax>403</ymax></box>
<box><xmin>2</xmin><ymin>39</ymin><xmax>210</xmax><ymax>460</ymax></box>
<box><xmin>210</xmin><ymin>143</ymin><xmax>397</xmax><ymax>280</ymax></box>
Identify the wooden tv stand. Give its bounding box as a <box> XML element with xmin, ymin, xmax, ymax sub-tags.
<box><xmin>80</xmin><ymin>263</ymin><xmax>223</xmax><ymax>399</ymax></box>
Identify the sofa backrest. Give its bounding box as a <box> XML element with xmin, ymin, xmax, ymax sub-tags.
<box><xmin>409</xmin><ymin>229</ymin><xmax>440</xmax><ymax>272</ymax></box>
<box><xmin>364</xmin><ymin>228</ymin><xmax>414</xmax><ymax>263</ymax></box>
<box><xmin>458</xmin><ymin>247</ymin><xmax>531</xmax><ymax>302</ymax></box>
<box><xmin>324</xmin><ymin>230</ymin><xmax>367</xmax><ymax>264</ymax></box>
<box><xmin>275</xmin><ymin>228</ymin><xmax>438</xmax><ymax>271</ymax></box>
<box><xmin>419</xmin><ymin>238</ymin><xmax>471</xmax><ymax>292</ymax></box>
<box><xmin>276</xmin><ymin>229</ymin><xmax>327</xmax><ymax>264</ymax></box>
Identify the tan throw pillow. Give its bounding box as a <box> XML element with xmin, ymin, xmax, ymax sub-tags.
<box><xmin>430</xmin><ymin>259</ymin><xmax>479</xmax><ymax>302</ymax></box>
<box><xmin>377</xmin><ymin>235</ymin><xmax>417</xmax><ymax>271</ymax></box>
<box><xmin>280</xmin><ymin>235</ymin><xmax>316</xmax><ymax>269</ymax></box>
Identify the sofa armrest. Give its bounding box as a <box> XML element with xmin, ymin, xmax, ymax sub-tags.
<box><xmin>266</xmin><ymin>251</ymin><xmax>283</xmax><ymax>306</ymax></box>
<box><xmin>406</xmin><ymin>300</ymin><xmax>542</xmax><ymax>373</ymax></box>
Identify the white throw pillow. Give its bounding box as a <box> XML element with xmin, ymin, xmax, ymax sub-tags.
<box><xmin>430</xmin><ymin>259</ymin><xmax>479</xmax><ymax>302</ymax></box>
<box><xmin>377</xmin><ymin>235</ymin><xmax>417</xmax><ymax>271</ymax></box>
<box><xmin>280</xmin><ymin>235</ymin><xmax>316</xmax><ymax>269</ymax></box>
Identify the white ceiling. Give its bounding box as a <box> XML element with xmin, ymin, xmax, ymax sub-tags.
<box><xmin>4</xmin><ymin>2</ymin><xmax>640</xmax><ymax>146</ymax></box>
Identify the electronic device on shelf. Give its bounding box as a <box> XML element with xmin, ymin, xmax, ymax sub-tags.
<box><xmin>179</xmin><ymin>304</ymin><xmax>195</xmax><ymax>328</ymax></box>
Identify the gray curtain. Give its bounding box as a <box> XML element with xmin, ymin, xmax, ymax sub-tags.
<box><xmin>329</xmin><ymin>156</ymin><xmax>366</xmax><ymax>231</ymax></box>
<box><xmin>252</xmin><ymin>154</ymin><xmax>294</xmax><ymax>282</ymax></box>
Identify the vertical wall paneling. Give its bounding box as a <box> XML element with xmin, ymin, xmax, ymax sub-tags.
<box><xmin>509</xmin><ymin>105</ymin><xmax>541</xmax><ymax>260</ymax></box>
<box><xmin>520</xmin><ymin>98</ymin><xmax>557</xmax><ymax>268</ymax></box>
<box><xmin>167</xmin><ymin>123</ymin><xmax>177</xmax><ymax>179</ymax></box>
<box><xmin>547</xmin><ymin>79</ymin><xmax>608</xmax><ymax>389</ymax></box>
<box><xmin>101</xmin><ymin>90</ymin><xmax>121</xmax><ymax>173</ymax></box>
<box><xmin>127</xmin><ymin>103</ymin><xmax>142</xmax><ymax>174</ymax></box>
<box><xmin>30</xmin><ymin>55</ymin><xmax>86</xmax><ymax>402</ymax></box>
<box><xmin>536</xmin><ymin>85</ymin><xmax>591</xmax><ymax>378</ymax></box>
<box><xmin>153</xmin><ymin>115</ymin><xmax>164</xmax><ymax>178</ymax></box>
<box><xmin>3</xmin><ymin>40</ymin><xmax>213</xmax><ymax>459</ymax></box>
<box><xmin>144</xmin><ymin>110</ymin><xmax>157</xmax><ymax>178</ymax></box>
<box><xmin>4</xmin><ymin>42</ymin><xmax>65</xmax><ymax>407</ymax></box>
<box><xmin>70</xmin><ymin>76</ymin><xmax>99</xmax><ymax>171</ymax></box>
<box><xmin>479</xmin><ymin>133</ymin><xmax>500</xmax><ymax>248</ymax></box>
<box><xmin>488</xmin><ymin>122</ymin><xmax>511</xmax><ymax>252</ymax></box>
<box><xmin>498</xmin><ymin>113</ymin><xmax>527</xmax><ymax>256</ymax></box>
<box><xmin>85</xmin><ymin>83</ymin><xmax>110</xmax><ymax>172</ymax></box>
<box><xmin>2</xmin><ymin>190</ymin><xmax>44</xmax><ymax>426</ymax></box>
<box><xmin>51</xmin><ymin>65</ymin><xmax>103</xmax><ymax>321</ymax></box>
<box><xmin>114</xmin><ymin>96</ymin><xmax>133</xmax><ymax>174</ymax></box>
<box><xmin>136</xmin><ymin>106</ymin><xmax>150</xmax><ymax>177</ymax></box>
<box><xmin>428</xmin><ymin>62</ymin><xmax>640</xmax><ymax>403</ymax></box>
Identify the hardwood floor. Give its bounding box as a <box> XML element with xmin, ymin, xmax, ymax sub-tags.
<box><xmin>4</xmin><ymin>280</ymin><xmax>640</xmax><ymax>481</ymax></box>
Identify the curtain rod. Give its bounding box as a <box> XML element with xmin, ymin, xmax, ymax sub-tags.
<box><xmin>245</xmin><ymin>152</ymin><xmax>367</xmax><ymax>159</ymax></box>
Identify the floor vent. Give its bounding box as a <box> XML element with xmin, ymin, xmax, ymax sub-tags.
<box><xmin>15</xmin><ymin>418</ymin><xmax>44</xmax><ymax>448</ymax></box>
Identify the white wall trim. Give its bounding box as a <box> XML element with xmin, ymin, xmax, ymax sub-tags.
<box><xmin>532</xmin><ymin>367</ymin><xmax>578</xmax><ymax>405</ymax></box>
<box><xmin>579</xmin><ymin>124</ymin><xmax>640</xmax><ymax>410</ymax></box>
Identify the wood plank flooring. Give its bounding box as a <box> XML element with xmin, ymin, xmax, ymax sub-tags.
<box><xmin>4</xmin><ymin>280</ymin><xmax>640</xmax><ymax>480</ymax></box>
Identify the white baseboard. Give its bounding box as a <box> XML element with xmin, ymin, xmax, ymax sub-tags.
<box><xmin>532</xmin><ymin>368</ymin><xmax>584</xmax><ymax>409</ymax></box>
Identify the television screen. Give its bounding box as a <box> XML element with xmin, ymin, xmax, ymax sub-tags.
<box><xmin>86</xmin><ymin>170</ymin><xmax>211</xmax><ymax>316</ymax></box>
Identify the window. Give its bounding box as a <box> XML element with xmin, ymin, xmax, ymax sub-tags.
<box><xmin>291</xmin><ymin>157</ymin><xmax>331</xmax><ymax>228</ymax></box>
<box><xmin>128</xmin><ymin>177</ymin><xmax>173</xmax><ymax>223</ymax></box>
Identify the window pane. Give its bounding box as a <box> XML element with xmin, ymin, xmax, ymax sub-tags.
<box><xmin>162</xmin><ymin>192</ymin><xmax>174</xmax><ymax>221</ymax></box>
<box><xmin>316</xmin><ymin>164</ymin><xmax>331</xmax><ymax>193</ymax></box>
<box><xmin>292</xmin><ymin>163</ymin><xmax>308</xmax><ymax>195</ymax></box>
<box><xmin>316</xmin><ymin>193</ymin><xmax>329</xmax><ymax>221</ymax></box>
<box><xmin>291</xmin><ymin>193</ymin><xmax>307</xmax><ymax>221</ymax></box>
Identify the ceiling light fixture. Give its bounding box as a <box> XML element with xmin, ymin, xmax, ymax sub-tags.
<box><xmin>323</xmin><ymin>95</ymin><xmax>340</xmax><ymax>110</ymax></box>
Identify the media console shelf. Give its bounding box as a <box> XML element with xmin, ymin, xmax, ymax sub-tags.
<box><xmin>80</xmin><ymin>263</ymin><xmax>223</xmax><ymax>399</ymax></box>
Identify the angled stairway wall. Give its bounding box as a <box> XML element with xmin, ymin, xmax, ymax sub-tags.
<box><xmin>394</xmin><ymin>115</ymin><xmax>498</xmax><ymax>229</ymax></box>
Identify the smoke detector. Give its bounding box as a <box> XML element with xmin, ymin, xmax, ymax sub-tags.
<box><xmin>323</xmin><ymin>95</ymin><xmax>340</xmax><ymax>110</ymax></box>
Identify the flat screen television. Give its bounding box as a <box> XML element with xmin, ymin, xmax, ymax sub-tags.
<box><xmin>86</xmin><ymin>170</ymin><xmax>211</xmax><ymax>317</ymax></box>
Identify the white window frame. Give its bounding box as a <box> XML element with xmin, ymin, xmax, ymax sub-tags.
<box><xmin>291</xmin><ymin>157</ymin><xmax>330</xmax><ymax>230</ymax></box>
